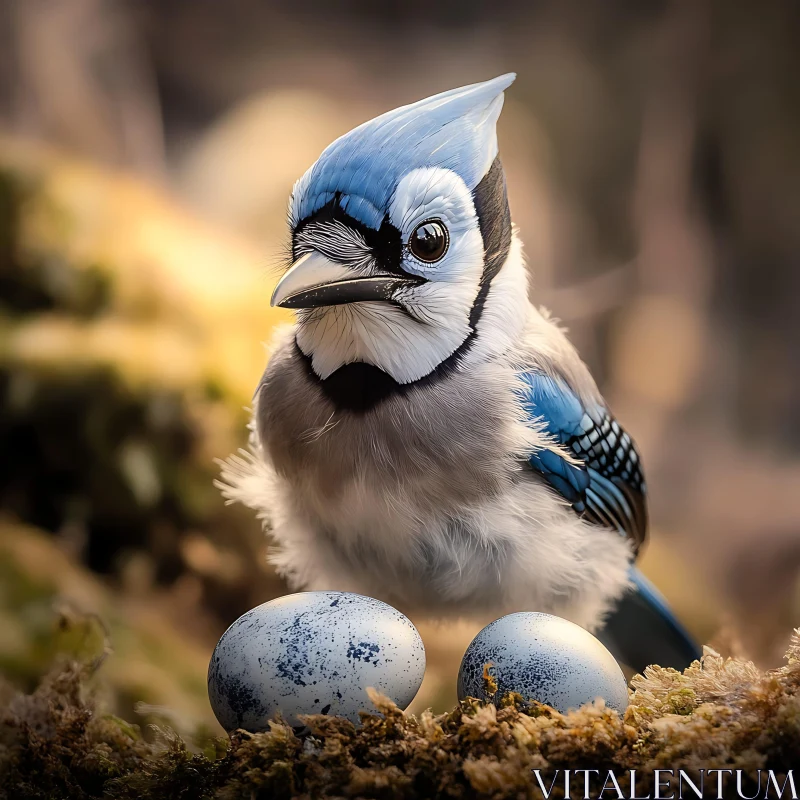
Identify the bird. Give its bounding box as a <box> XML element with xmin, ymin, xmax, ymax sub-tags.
<box><xmin>218</xmin><ymin>73</ymin><xmax>700</xmax><ymax>673</ymax></box>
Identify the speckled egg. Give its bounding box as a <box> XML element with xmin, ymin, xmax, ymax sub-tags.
<box><xmin>208</xmin><ymin>591</ymin><xmax>425</xmax><ymax>731</ymax></box>
<box><xmin>457</xmin><ymin>612</ymin><xmax>629</xmax><ymax>713</ymax></box>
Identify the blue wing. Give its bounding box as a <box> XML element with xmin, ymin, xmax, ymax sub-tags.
<box><xmin>517</xmin><ymin>372</ymin><xmax>702</xmax><ymax>670</ymax></box>
<box><xmin>518</xmin><ymin>371</ymin><xmax>648</xmax><ymax>552</ymax></box>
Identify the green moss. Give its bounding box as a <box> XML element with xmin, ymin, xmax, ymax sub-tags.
<box><xmin>666</xmin><ymin>686</ymin><xmax>697</xmax><ymax>715</ymax></box>
<box><xmin>0</xmin><ymin>524</ymin><xmax>218</xmax><ymax>735</ymax></box>
<box><xmin>1</xmin><ymin>634</ymin><xmax>799</xmax><ymax>799</ymax></box>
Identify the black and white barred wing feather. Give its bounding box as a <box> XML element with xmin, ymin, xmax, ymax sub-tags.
<box><xmin>519</xmin><ymin>370</ymin><xmax>647</xmax><ymax>553</ymax></box>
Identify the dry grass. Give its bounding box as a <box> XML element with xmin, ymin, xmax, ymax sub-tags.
<box><xmin>1</xmin><ymin>633</ymin><xmax>799</xmax><ymax>799</ymax></box>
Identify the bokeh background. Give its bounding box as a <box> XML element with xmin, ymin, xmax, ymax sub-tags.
<box><xmin>0</xmin><ymin>0</ymin><xmax>798</xmax><ymax>736</ymax></box>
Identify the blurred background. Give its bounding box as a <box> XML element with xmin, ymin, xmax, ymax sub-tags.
<box><xmin>0</xmin><ymin>0</ymin><xmax>798</xmax><ymax>736</ymax></box>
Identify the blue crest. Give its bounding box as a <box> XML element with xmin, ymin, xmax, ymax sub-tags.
<box><xmin>291</xmin><ymin>74</ymin><xmax>516</xmax><ymax>231</ymax></box>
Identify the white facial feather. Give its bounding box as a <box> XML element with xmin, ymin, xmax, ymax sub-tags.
<box><xmin>295</xmin><ymin>167</ymin><xmax>521</xmax><ymax>384</ymax></box>
<box><xmin>296</xmin><ymin>300</ymin><xmax>473</xmax><ymax>383</ymax></box>
<box><xmin>388</xmin><ymin>167</ymin><xmax>484</xmax><ymax>283</ymax></box>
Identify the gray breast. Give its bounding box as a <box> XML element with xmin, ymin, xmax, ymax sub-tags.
<box><xmin>256</xmin><ymin>337</ymin><xmax>521</xmax><ymax>517</ymax></box>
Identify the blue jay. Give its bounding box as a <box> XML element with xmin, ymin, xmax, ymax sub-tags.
<box><xmin>219</xmin><ymin>74</ymin><xmax>700</xmax><ymax>673</ymax></box>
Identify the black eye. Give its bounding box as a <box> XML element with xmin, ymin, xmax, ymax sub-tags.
<box><xmin>408</xmin><ymin>220</ymin><xmax>449</xmax><ymax>263</ymax></box>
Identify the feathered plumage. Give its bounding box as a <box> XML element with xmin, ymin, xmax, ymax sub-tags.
<box><xmin>291</xmin><ymin>73</ymin><xmax>514</xmax><ymax>231</ymax></box>
<box><xmin>519</xmin><ymin>372</ymin><xmax>647</xmax><ymax>551</ymax></box>
<box><xmin>219</xmin><ymin>75</ymin><xmax>700</xmax><ymax>672</ymax></box>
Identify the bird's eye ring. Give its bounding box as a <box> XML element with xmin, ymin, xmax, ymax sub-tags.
<box><xmin>408</xmin><ymin>219</ymin><xmax>449</xmax><ymax>263</ymax></box>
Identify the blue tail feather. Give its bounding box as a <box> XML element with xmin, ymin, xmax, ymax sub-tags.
<box><xmin>595</xmin><ymin>567</ymin><xmax>702</xmax><ymax>674</ymax></box>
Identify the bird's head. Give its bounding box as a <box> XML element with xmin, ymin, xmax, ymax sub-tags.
<box><xmin>272</xmin><ymin>74</ymin><xmax>525</xmax><ymax>389</ymax></box>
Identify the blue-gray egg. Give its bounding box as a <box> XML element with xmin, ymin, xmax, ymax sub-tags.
<box><xmin>457</xmin><ymin>612</ymin><xmax>628</xmax><ymax>713</ymax></box>
<box><xmin>208</xmin><ymin>591</ymin><xmax>425</xmax><ymax>731</ymax></box>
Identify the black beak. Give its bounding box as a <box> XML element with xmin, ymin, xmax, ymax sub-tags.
<box><xmin>277</xmin><ymin>276</ymin><xmax>422</xmax><ymax>309</ymax></box>
<box><xmin>271</xmin><ymin>252</ymin><xmax>423</xmax><ymax>309</ymax></box>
